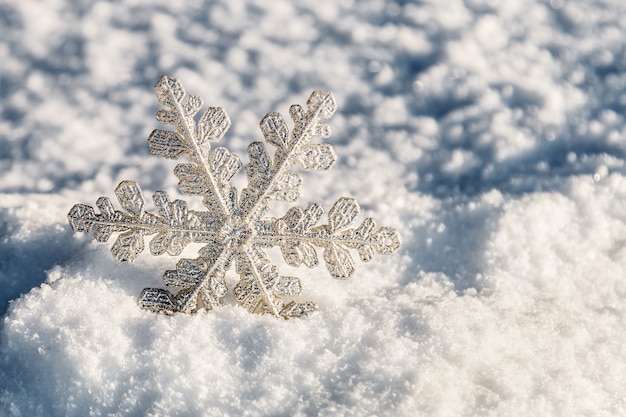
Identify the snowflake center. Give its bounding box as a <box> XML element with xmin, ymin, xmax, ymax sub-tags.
<box><xmin>219</xmin><ymin>216</ymin><xmax>252</xmax><ymax>249</ymax></box>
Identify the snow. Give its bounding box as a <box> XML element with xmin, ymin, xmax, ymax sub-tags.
<box><xmin>1</xmin><ymin>0</ymin><xmax>626</xmax><ymax>415</ymax></box>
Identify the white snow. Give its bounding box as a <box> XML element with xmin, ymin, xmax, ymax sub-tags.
<box><xmin>1</xmin><ymin>0</ymin><xmax>626</xmax><ymax>415</ymax></box>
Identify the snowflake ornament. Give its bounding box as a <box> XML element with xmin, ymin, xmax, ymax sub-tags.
<box><xmin>68</xmin><ymin>76</ymin><xmax>401</xmax><ymax>318</ymax></box>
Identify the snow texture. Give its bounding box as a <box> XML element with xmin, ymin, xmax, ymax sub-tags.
<box><xmin>1</xmin><ymin>0</ymin><xmax>625</xmax><ymax>415</ymax></box>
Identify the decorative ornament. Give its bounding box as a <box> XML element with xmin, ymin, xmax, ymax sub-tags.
<box><xmin>68</xmin><ymin>76</ymin><xmax>401</xmax><ymax>318</ymax></box>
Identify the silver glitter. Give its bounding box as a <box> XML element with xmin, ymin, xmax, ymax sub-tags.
<box><xmin>68</xmin><ymin>76</ymin><xmax>402</xmax><ymax>318</ymax></box>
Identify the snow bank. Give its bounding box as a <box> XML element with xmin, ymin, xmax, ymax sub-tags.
<box><xmin>2</xmin><ymin>176</ymin><xmax>625</xmax><ymax>416</ymax></box>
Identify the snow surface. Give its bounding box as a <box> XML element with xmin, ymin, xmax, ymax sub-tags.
<box><xmin>1</xmin><ymin>0</ymin><xmax>626</xmax><ymax>415</ymax></box>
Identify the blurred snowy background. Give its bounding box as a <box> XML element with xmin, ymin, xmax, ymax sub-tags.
<box><xmin>1</xmin><ymin>0</ymin><xmax>626</xmax><ymax>415</ymax></box>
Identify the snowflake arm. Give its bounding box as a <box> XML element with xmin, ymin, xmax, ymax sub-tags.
<box><xmin>253</xmin><ymin>197</ymin><xmax>402</xmax><ymax>279</ymax></box>
<box><xmin>239</xmin><ymin>91</ymin><xmax>337</xmax><ymax>220</ymax></box>
<box><xmin>139</xmin><ymin>249</ymin><xmax>231</xmax><ymax>314</ymax></box>
<box><xmin>68</xmin><ymin>181</ymin><xmax>219</xmax><ymax>261</ymax></box>
<box><xmin>150</xmin><ymin>76</ymin><xmax>240</xmax><ymax>217</ymax></box>
<box><xmin>233</xmin><ymin>248</ymin><xmax>317</xmax><ymax>318</ymax></box>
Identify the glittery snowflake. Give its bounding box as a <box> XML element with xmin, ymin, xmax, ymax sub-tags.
<box><xmin>68</xmin><ymin>76</ymin><xmax>401</xmax><ymax>318</ymax></box>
